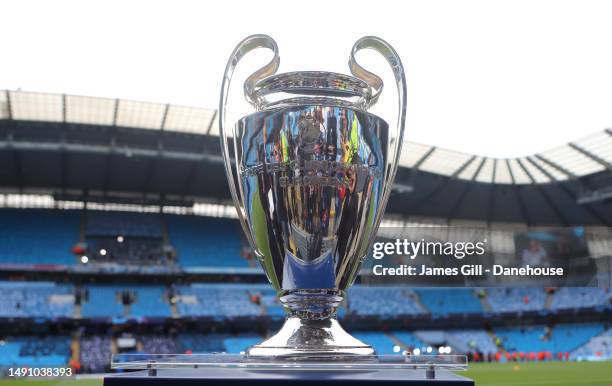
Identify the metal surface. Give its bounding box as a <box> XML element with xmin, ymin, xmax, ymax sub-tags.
<box><xmin>218</xmin><ymin>35</ymin><xmax>406</xmax><ymax>357</ymax></box>
<box><xmin>110</xmin><ymin>353</ymin><xmax>468</xmax><ymax>371</ymax></box>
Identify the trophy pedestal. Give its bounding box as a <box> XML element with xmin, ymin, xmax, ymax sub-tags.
<box><xmin>104</xmin><ymin>367</ymin><xmax>474</xmax><ymax>386</ymax></box>
<box><xmin>246</xmin><ymin>317</ymin><xmax>374</xmax><ymax>358</ymax></box>
<box><xmin>107</xmin><ymin>353</ymin><xmax>472</xmax><ymax>386</ymax></box>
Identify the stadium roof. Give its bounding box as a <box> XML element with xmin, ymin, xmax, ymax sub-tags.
<box><xmin>1</xmin><ymin>90</ymin><xmax>611</xmax><ymax>226</ymax></box>
<box><xmin>2</xmin><ymin>90</ymin><xmax>610</xmax><ymax>184</ymax></box>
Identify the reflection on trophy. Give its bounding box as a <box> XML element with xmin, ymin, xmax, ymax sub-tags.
<box><xmin>219</xmin><ymin>35</ymin><xmax>406</xmax><ymax>358</ymax></box>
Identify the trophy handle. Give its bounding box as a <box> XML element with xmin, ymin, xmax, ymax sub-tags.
<box><xmin>349</xmin><ymin>36</ymin><xmax>407</xmax><ymax>247</ymax></box>
<box><xmin>219</xmin><ymin>34</ymin><xmax>280</xmax><ymax>252</ymax></box>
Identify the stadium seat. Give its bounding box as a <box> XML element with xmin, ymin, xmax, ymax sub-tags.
<box><xmin>165</xmin><ymin>215</ymin><xmax>248</xmax><ymax>268</ymax></box>
<box><xmin>0</xmin><ymin>209</ymin><xmax>79</xmax><ymax>265</ymax></box>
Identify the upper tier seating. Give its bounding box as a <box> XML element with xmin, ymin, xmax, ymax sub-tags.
<box><xmin>486</xmin><ymin>287</ymin><xmax>547</xmax><ymax>313</ymax></box>
<box><xmin>0</xmin><ymin>209</ymin><xmax>79</xmax><ymax>265</ymax></box>
<box><xmin>165</xmin><ymin>215</ymin><xmax>248</xmax><ymax>267</ymax></box>
<box><xmin>130</xmin><ymin>286</ymin><xmax>172</xmax><ymax>318</ymax></box>
<box><xmin>415</xmin><ymin>289</ymin><xmax>483</xmax><ymax>315</ymax></box>
<box><xmin>81</xmin><ymin>285</ymin><xmax>124</xmax><ymax>318</ymax></box>
<box><xmin>86</xmin><ymin>211</ymin><xmax>162</xmax><ymax>237</ymax></box>
<box><xmin>177</xmin><ymin>284</ymin><xmax>262</xmax><ymax>318</ymax></box>
<box><xmin>550</xmin><ymin>287</ymin><xmax>610</xmax><ymax>310</ymax></box>
<box><xmin>347</xmin><ymin>286</ymin><xmax>425</xmax><ymax>317</ymax></box>
<box><xmin>0</xmin><ymin>281</ymin><xmax>73</xmax><ymax>318</ymax></box>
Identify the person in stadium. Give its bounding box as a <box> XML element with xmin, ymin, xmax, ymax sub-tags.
<box><xmin>521</xmin><ymin>239</ymin><xmax>548</xmax><ymax>267</ymax></box>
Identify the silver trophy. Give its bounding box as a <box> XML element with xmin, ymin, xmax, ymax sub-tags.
<box><xmin>219</xmin><ymin>35</ymin><xmax>406</xmax><ymax>358</ymax></box>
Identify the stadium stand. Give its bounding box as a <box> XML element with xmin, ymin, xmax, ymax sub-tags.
<box><xmin>259</xmin><ymin>288</ymin><xmax>285</xmax><ymax>318</ymax></box>
<box><xmin>550</xmin><ymin>287</ymin><xmax>611</xmax><ymax>310</ymax></box>
<box><xmin>0</xmin><ymin>336</ymin><xmax>70</xmax><ymax>367</ymax></box>
<box><xmin>352</xmin><ymin>332</ymin><xmax>400</xmax><ymax>354</ymax></box>
<box><xmin>178</xmin><ymin>334</ymin><xmax>226</xmax><ymax>353</ymax></box>
<box><xmin>86</xmin><ymin>211</ymin><xmax>162</xmax><ymax>238</ymax></box>
<box><xmin>0</xmin><ymin>281</ymin><xmax>73</xmax><ymax>318</ymax></box>
<box><xmin>81</xmin><ymin>285</ymin><xmax>125</xmax><ymax>318</ymax></box>
<box><xmin>486</xmin><ymin>287</ymin><xmax>547</xmax><ymax>313</ymax></box>
<box><xmin>391</xmin><ymin>331</ymin><xmax>427</xmax><ymax>349</ymax></box>
<box><xmin>347</xmin><ymin>286</ymin><xmax>426</xmax><ymax>317</ymax></box>
<box><xmin>177</xmin><ymin>284</ymin><xmax>262</xmax><ymax>318</ymax></box>
<box><xmin>130</xmin><ymin>286</ymin><xmax>172</xmax><ymax>318</ymax></box>
<box><xmin>0</xmin><ymin>209</ymin><xmax>79</xmax><ymax>265</ymax></box>
<box><xmin>445</xmin><ymin>330</ymin><xmax>498</xmax><ymax>355</ymax></box>
<box><xmin>165</xmin><ymin>215</ymin><xmax>249</xmax><ymax>268</ymax></box>
<box><xmin>572</xmin><ymin>328</ymin><xmax>612</xmax><ymax>360</ymax></box>
<box><xmin>222</xmin><ymin>335</ymin><xmax>263</xmax><ymax>354</ymax></box>
<box><xmin>79</xmin><ymin>336</ymin><xmax>112</xmax><ymax>373</ymax></box>
<box><xmin>85</xmin><ymin>211</ymin><xmax>168</xmax><ymax>266</ymax></box>
<box><xmin>0</xmin><ymin>90</ymin><xmax>611</xmax><ymax>376</ymax></box>
<box><xmin>494</xmin><ymin>324</ymin><xmax>604</xmax><ymax>354</ymax></box>
<box><xmin>415</xmin><ymin>289</ymin><xmax>483</xmax><ymax>315</ymax></box>
<box><xmin>140</xmin><ymin>335</ymin><xmax>180</xmax><ymax>354</ymax></box>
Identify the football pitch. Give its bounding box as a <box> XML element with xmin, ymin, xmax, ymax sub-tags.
<box><xmin>0</xmin><ymin>361</ymin><xmax>609</xmax><ymax>386</ymax></box>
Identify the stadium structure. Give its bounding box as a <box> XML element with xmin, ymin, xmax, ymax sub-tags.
<box><xmin>0</xmin><ymin>90</ymin><xmax>610</xmax><ymax>374</ymax></box>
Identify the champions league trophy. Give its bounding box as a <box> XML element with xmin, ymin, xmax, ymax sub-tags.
<box><xmin>105</xmin><ymin>34</ymin><xmax>472</xmax><ymax>386</ymax></box>
<box><xmin>219</xmin><ymin>35</ymin><xmax>406</xmax><ymax>358</ymax></box>
<box><xmin>104</xmin><ymin>35</ymin><xmax>474</xmax><ymax>386</ymax></box>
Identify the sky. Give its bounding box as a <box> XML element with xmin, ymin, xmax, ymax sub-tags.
<box><xmin>1</xmin><ymin>0</ymin><xmax>611</xmax><ymax>158</ymax></box>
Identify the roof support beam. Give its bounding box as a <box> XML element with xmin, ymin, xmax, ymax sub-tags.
<box><xmin>517</xmin><ymin>158</ymin><xmax>569</xmax><ymax>226</ymax></box>
<box><xmin>408</xmin><ymin>146</ymin><xmax>436</xmax><ymax>188</ymax></box>
<box><xmin>405</xmin><ymin>155</ymin><xmax>477</xmax><ymax>213</ymax></box>
<box><xmin>527</xmin><ymin>157</ymin><xmax>610</xmax><ymax>226</ymax></box>
<box><xmin>205</xmin><ymin>110</ymin><xmax>218</xmax><ymax>135</ymax></box>
<box><xmin>569</xmin><ymin>142</ymin><xmax>612</xmax><ymax>170</ymax></box>
<box><xmin>5</xmin><ymin>91</ymin><xmax>15</xmax><ymax>141</ymax></box>
<box><xmin>447</xmin><ymin>157</ymin><xmax>486</xmax><ymax>220</ymax></box>
<box><xmin>160</xmin><ymin>104</ymin><xmax>170</xmax><ymax>131</ymax></box>
<box><xmin>5</xmin><ymin>91</ymin><xmax>12</xmax><ymax>120</ymax></box>
<box><xmin>506</xmin><ymin>159</ymin><xmax>529</xmax><ymax>225</ymax></box>
<box><xmin>486</xmin><ymin>159</ymin><xmax>498</xmax><ymax>224</ymax></box>
<box><xmin>451</xmin><ymin>155</ymin><xmax>478</xmax><ymax>178</ymax></box>
<box><xmin>534</xmin><ymin>154</ymin><xmax>577</xmax><ymax>180</ymax></box>
<box><xmin>103</xmin><ymin>99</ymin><xmax>120</xmax><ymax>196</ymax></box>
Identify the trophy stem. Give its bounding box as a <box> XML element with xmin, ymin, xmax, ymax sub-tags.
<box><xmin>246</xmin><ymin>290</ymin><xmax>374</xmax><ymax>359</ymax></box>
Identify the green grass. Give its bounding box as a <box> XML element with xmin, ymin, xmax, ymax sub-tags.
<box><xmin>0</xmin><ymin>361</ymin><xmax>609</xmax><ymax>386</ymax></box>
<box><xmin>465</xmin><ymin>361</ymin><xmax>612</xmax><ymax>386</ymax></box>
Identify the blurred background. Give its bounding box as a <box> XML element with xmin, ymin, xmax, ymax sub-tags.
<box><xmin>0</xmin><ymin>1</ymin><xmax>611</xmax><ymax>385</ymax></box>
<box><xmin>0</xmin><ymin>90</ymin><xmax>609</xmax><ymax>377</ymax></box>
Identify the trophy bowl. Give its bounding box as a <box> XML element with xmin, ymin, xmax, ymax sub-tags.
<box><xmin>219</xmin><ymin>35</ymin><xmax>406</xmax><ymax>359</ymax></box>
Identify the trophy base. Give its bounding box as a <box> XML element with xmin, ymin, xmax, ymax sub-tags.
<box><xmin>246</xmin><ymin>316</ymin><xmax>374</xmax><ymax>358</ymax></box>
